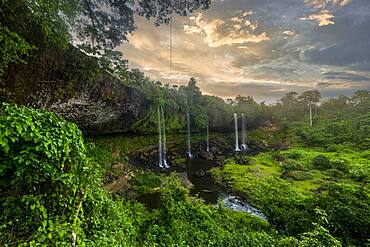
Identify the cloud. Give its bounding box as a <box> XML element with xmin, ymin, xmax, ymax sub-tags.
<box><xmin>183</xmin><ymin>25</ymin><xmax>202</xmax><ymax>34</ymax></box>
<box><xmin>305</xmin><ymin>0</ymin><xmax>352</xmax><ymax>8</ymax></box>
<box><xmin>301</xmin><ymin>16</ymin><xmax>370</xmax><ymax>66</ymax></box>
<box><xmin>321</xmin><ymin>71</ymin><xmax>370</xmax><ymax>81</ymax></box>
<box><xmin>118</xmin><ymin>0</ymin><xmax>370</xmax><ymax>102</ymax></box>
<box><xmin>300</xmin><ymin>9</ymin><xmax>335</xmax><ymax>26</ymax></box>
<box><xmin>282</xmin><ymin>30</ymin><xmax>296</xmax><ymax>38</ymax></box>
<box><xmin>183</xmin><ymin>12</ymin><xmax>270</xmax><ymax>47</ymax></box>
<box><xmin>200</xmin><ymin>81</ymin><xmax>314</xmax><ymax>103</ymax></box>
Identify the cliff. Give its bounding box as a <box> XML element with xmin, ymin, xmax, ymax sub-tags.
<box><xmin>1</xmin><ymin>45</ymin><xmax>149</xmax><ymax>135</ymax></box>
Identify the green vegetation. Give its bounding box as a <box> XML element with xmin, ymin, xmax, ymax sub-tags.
<box><xmin>1</xmin><ymin>104</ymin><xmax>348</xmax><ymax>246</ymax></box>
<box><xmin>211</xmin><ymin>147</ymin><xmax>370</xmax><ymax>245</ymax></box>
<box><xmin>2</xmin><ymin>87</ymin><xmax>369</xmax><ymax>245</ymax></box>
<box><xmin>1</xmin><ymin>1</ymin><xmax>369</xmax><ymax>246</ymax></box>
<box><xmin>0</xmin><ymin>26</ymin><xmax>33</xmax><ymax>79</ymax></box>
<box><xmin>0</xmin><ymin>103</ymin><xmax>93</xmax><ymax>245</ymax></box>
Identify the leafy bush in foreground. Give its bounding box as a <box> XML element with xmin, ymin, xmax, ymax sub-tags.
<box><xmin>0</xmin><ymin>104</ymin><xmax>92</xmax><ymax>245</ymax></box>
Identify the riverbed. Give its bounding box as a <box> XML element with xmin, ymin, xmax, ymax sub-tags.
<box><xmin>183</xmin><ymin>158</ymin><xmax>267</xmax><ymax>220</ymax></box>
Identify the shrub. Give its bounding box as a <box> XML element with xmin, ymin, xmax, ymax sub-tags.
<box><xmin>272</xmin><ymin>153</ymin><xmax>285</xmax><ymax>162</ymax></box>
<box><xmin>0</xmin><ymin>103</ymin><xmax>90</xmax><ymax>194</ymax></box>
<box><xmin>330</xmin><ymin>159</ymin><xmax>349</xmax><ymax>173</ymax></box>
<box><xmin>312</xmin><ymin>155</ymin><xmax>331</xmax><ymax>169</ymax></box>
<box><xmin>314</xmin><ymin>183</ymin><xmax>370</xmax><ymax>245</ymax></box>
<box><xmin>286</xmin><ymin>150</ymin><xmax>303</xmax><ymax>159</ymax></box>
<box><xmin>0</xmin><ymin>104</ymin><xmax>92</xmax><ymax>245</ymax></box>
<box><xmin>282</xmin><ymin>159</ymin><xmax>307</xmax><ymax>171</ymax></box>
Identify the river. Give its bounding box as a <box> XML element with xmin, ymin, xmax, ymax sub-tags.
<box><xmin>182</xmin><ymin>158</ymin><xmax>267</xmax><ymax>220</ymax></box>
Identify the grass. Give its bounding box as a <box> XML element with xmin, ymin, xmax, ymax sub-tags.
<box><xmin>212</xmin><ymin>145</ymin><xmax>370</xmax><ymax>196</ymax></box>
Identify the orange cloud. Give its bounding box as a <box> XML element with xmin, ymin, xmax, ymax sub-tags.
<box><xmin>301</xmin><ymin>9</ymin><xmax>335</xmax><ymax>26</ymax></box>
<box><xmin>305</xmin><ymin>0</ymin><xmax>352</xmax><ymax>8</ymax></box>
<box><xmin>183</xmin><ymin>13</ymin><xmax>269</xmax><ymax>48</ymax></box>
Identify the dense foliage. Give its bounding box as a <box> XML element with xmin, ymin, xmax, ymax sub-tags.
<box><xmin>211</xmin><ymin>147</ymin><xmax>370</xmax><ymax>246</ymax></box>
<box><xmin>0</xmin><ymin>0</ymin><xmax>211</xmax><ymax>75</ymax></box>
<box><xmin>1</xmin><ymin>104</ymin><xmax>349</xmax><ymax>246</ymax></box>
<box><xmin>0</xmin><ymin>26</ymin><xmax>32</xmax><ymax>79</ymax></box>
<box><xmin>118</xmin><ymin>71</ymin><xmax>273</xmax><ymax>133</ymax></box>
<box><xmin>0</xmin><ymin>103</ymin><xmax>92</xmax><ymax>245</ymax></box>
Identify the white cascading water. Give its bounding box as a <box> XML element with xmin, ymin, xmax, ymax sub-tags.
<box><xmin>161</xmin><ymin>106</ymin><xmax>170</xmax><ymax>168</ymax></box>
<box><xmin>234</xmin><ymin>113</ymin><xmax>241</xmax><ymax>151</ymax></box>
<box><xmin>158</xmin><ymin>107</ymin><xmax>164</xmax><ymax>168</ymax></box>
<box><xmin>187</xmin><ymin>108</ymin><xmax>193</xmax><ymax>158</ymax></box>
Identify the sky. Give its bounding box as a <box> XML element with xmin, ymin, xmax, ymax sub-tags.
<box><xmin>119</xmin><ymin>0</ymin><xmax>370</xmax><ymax>102</ymax></box>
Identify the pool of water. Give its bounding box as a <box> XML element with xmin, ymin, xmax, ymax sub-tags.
<box><xmin>186</xmin><ymin>158</ymin><xmax>220</xmax><ymax>204</ymax></box>
<box><xmin>185</xmin><ymin>158</ymin><xmax>267</xmax><ymax>220</ymax></box>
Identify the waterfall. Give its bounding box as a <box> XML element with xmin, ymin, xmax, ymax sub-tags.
<box><xmin>234</xmin><ymin>113</ymin><xmax>241</xmax><ymax>151</ymax></box>
<box><xmin>241</xmin><ymin>113</ymin><xmax>249</xmax><ymax>151</ymax></box>
<box><xmin>309</xmin><ymin>105</ymin><xmax>313</xmax><ymax>127</ymax></box>
<box><xmin>206</xmin><ymin>120</ymin><xmax>210</xmax><ymax>152</ymax></box>
<box><xmin>161</xmin><ymin>106</ymin><xmax>170</xmax><ymax>168</ymax></box>
<box><xmin>157</xmin><ymin>107</ymin><xmax>164</xmax><ymax>168</ymax></box>
<box><xmin>187</xmin><ymin>108</ymin><xmax>193</xmax><ymax>158</ymax></box>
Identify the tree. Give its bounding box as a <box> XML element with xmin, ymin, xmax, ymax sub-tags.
<box><xmin>0</xmin><ymin>26</ymin><xmax>33</xmax><ymax>80</ymax></box>
<box><xmin>235</xmin><ymin>95</ymin><xmax>259</xmax><ymax>122</ymax></box>
<box><xmin>298</xmin><ymin>90</ymin><xmax>321</xmax><ymax>107</ymax></box>
<box><xmin>179</xmin><ymin>77</ymin><xmax>207</xmax><ymax>129</ymax></box>
<box><xmin>1</xmin><ymin>0</ymin><xmax>211</xmax><ymax>55</ymax></box>
<box><xmin>75</xmin><ymin>0</ymin><xmax>211</xmax><ymax>54</ymax></box>
<box><xmin>321</xmin><ymin>95</ymin><xmax>350</xmax><ymax>118</ymax></box>
<box><xmin>0</xmin><ymin>0</ymin><xmax>77</xmax><ymax>76</ymax></box>
<box><xmin>277</xmin><ymin>92</ymin><xmax>304</xmax><ymax>122</ymax></box>
<box><xmin>298</xmin><ymin>90</ymin><xmax>321</xmax><ymax>126</ymax></box>
<box><xmin>0</xmin><ymin>0</ymin><xmax>80</xmax><ymax>46</ymax></box>
<box><xmin>281</xmin><ymin>92</ymin><xmax>299</xmax><ymax>107</ymax></box>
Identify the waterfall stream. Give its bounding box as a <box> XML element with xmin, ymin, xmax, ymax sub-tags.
<box><xmin>187</xmin><ymin>108</ymin><xmax>193</xmax><ymax>158</ymax></box>
<box><xmin>161</xmin><ymin>106</ymin><xmax>170</xmax><ymax>168</ymax></box>
<box><xmin>157</xmin><ymin>107</ymin><xmax>163</xmax><ymax>168</ymax></box>
<box><xmin>234</xmin><ymin>113</ymin><xmax>240</xmax><ymax>151</ymax></box>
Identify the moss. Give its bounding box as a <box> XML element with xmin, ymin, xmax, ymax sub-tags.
<box><xmin>286</xmin><ymin>170</ymin><xmax>314</xmax><ymax>181</ymax></box>
<box><xmin>213</xmin><ymin>146</ymin><xmax>370</xmax><ymax>198</ymax></box>
<box><xmin>132</xmin><ymin>171</ymin><xmax>161</xmax><ymax>195</ymax></box>
<box><xmin>172</xmin><ymin>157</ymin><xmax>186</xmax><ymax>166</ymax></box>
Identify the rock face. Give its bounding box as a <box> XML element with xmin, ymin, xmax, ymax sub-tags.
<box><xmin>1</xmin><ymin>45</ymin><xmax>150</xmax><ymax>135</ymax></box>
<box><xmin>49</xmin><ymin>75</ymin><xmax>149</xmax><ymax>135</ymax></box>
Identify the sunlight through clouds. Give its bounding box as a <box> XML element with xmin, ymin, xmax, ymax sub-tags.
<box><xmin>120</xmin><ymin>0</ymin><xmax>370</xmax><ymax>102</ymax></box>
<box><xmin>183</xmin><ymin>12</ymin><xmax>269</xmax><ymax>47</ymax></box>
<box><xmin>300</xmin><ymin>9</ymin><xmax>335</xmax><ymax>26</ymax></box>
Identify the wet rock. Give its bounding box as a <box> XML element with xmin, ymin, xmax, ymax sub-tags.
<box><xmin>194</xmin><ymin>169</ymin><xmax>206</xmax><ymax>177</ymax></box>
<box><xmin>3</xmin><ymin>45</ymin><xmax>150</xmax><ymax>136</ymax></box>
<box><xmin>199</xmin><ymin>150</ymin><xmax>215</xmax><ymax>160</ymax></box>
<box><xmin>104</xmin><ymin>175</ymin><xmax>131</xmax><ymax>194</ymax></box>
<box><xmin>49</xmin><ymin>77</ymin><xmax>149</xmax><ymax>135</ymax></box>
